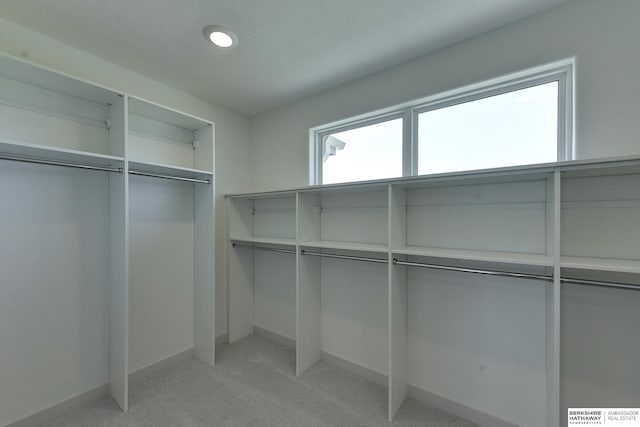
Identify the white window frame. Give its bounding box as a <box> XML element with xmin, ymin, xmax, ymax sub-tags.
<box><xmin>311</xmin><ymin>111</ymin><xmax>406</xmax><ymax>184</ymax></box>
<box><xmin>310</xmin><ymin>58</ymin><xmax>574</xmax><ymax>185</ymax></box>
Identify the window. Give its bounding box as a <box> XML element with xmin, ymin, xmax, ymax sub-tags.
<box><xmin>417</xmin><ymin>81</ymin><xmax>558</xmax><ymax>175</ymax></box>
<box><xmin>321</xmin><ymin>117</ymin><xmax>403</xmax><ymax>184</ymax></box>
<box><xmin>311</xmin><ymin>59</ymin><xmax>573</xmax><ymax>185</ymax></box>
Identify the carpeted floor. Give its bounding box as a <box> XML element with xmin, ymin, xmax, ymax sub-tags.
<box><xmin>44</xmin><ymin>334</ymin><xmax>478</xmax><ymax>426</ymax></box>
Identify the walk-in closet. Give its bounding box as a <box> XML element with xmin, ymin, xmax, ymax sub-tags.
<box><xmin>3</xmin><ymin>1</ymin><xmax>640</xmax><ymax>427</ymax></box>
<box><xmin>0</xmin><ymin>53</ymin><xmax>215</xmax><ymax>425</ymax></box>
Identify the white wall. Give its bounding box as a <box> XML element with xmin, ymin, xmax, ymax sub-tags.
<box><xmin>321</xmin><ymin>258</ymin><xmax>388</xmax><ymax>376</ymax></box>
<box><xmin>128</xmin><ymin>177</ymin><xmax>196</xmax><ymax>373</ymax></box>
<box><xmin>0</xmin><ymin>16</ymin><xmax>252</xmax><ymax>342</ymax></box>
<box><xmin>247</xmin><ymin>2</ymin><xmax>640</xmax><ymax>426</ymax></box>
<box><xmin>250</xmin><ymin>0</ymin><xmax>640</xmax><ymax>191</ymax></box>
<box><xmin>0</xmin><ymin>163</ymin><xmax>111</xmax><ymax>425</ymax></box>
<box><xmin>253</xmin><ymin>251</ymin><xmax>296</xmax><ymax>340</ymax></box>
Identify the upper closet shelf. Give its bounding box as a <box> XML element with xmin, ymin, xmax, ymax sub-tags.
<box><xmin>226</xmin><ymin>155</ymin><xmax>640</xmax><ymax>198</ymax></box>
<box><xmin>299</xmin><ymin>240</ymin><xmax>388</xmax><ymax>254</ymax></box>
<box><xmin>128</xmin><ymin>97</ymin><xmax>211</xmax><ymax>130</ymax></box>
<box><xmin>0</xmin><ymin>138</ymin><xmax>124</xmax><ymax>169</ymax></box>
<box><xmin>561</xmin><ymin>257</ymin><xmax>640</xmax><ymax>274</ymax></box>
<box><xmin>0</xmin><ymin>54</ymin><xmax>121</xmax><ymax>106</ymax></box>
<box><xmin>394</xmin><ymin>246</ymin><xmax>553</xmax><ymax>267</ymax></box>
<box><xmin>128</xmin><ymin>160</ymin><xmax>212</xmax><ymax>183</ymax></box>
<box><xmin>0</xmin><ymin>53</ymin><xmax>125</xmax><ymax>159</ymax></box>
<box><xmin>127</xmin><ymin>95</ymin><xmax>214</xmax><ymax>174</ymax></box>
<box><xmin>561</xmin><ymin>159</ymin><xmax>640</xmax><ymax>178</ymax></box>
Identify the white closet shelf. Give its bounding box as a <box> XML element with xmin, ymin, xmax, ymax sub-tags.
<box><xmin>230</xmin><ymin>236</ymin><xmax>296</xmax><ymax>247</ymax></box>
<box><xmin>128</xmin><ymin>96</ymin><xmax>212</xmax><ymax>130</ymax></box>
<box><xmin>561</xmin><ymin>256</ymin><xmax>640</xmax><ymax>274</ymax></box>
<box><xmin>227</xmin><ymin>191</ymin><xmax>297</xmax><ymax>199</ymax></box>
<box><xmin>227</xmin><ymin>155</ymin><xmax>640</xmax><ymax>198</ymax></box>
<box><xmin>561</xmin><ymin>162</ymin><xmax>640</xmax><ymax>178</ymax></box>
<box><xmin>0</xmin><ymin>54</ymin><xmax>122</xmax><ymax>105</ymax></box>
<box><xmin>394</xmin><ymin>246</ymin><xmax>554</xmax><ymax>267</ymax></box>
<box><xmin>0</xmin><ymin>138</ymin><xmax>124</xmax><ymax>168</ymax></box>
<box><xmin>299</xmin><ymin>240</ymin><xmax>388</xmax><ymax>253</ymax></box>
<box><xmin>128</xmin><ymin>160</ymin><xmax>213</xmax><ymax>181</ymax></box>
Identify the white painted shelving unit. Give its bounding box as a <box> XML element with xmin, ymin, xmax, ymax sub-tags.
<box><xmin>227</xmin><ymin>193</ymin><xmax>297</xmax><ymax>341</ymax></box>
<box><xmin>227</xmin><ymin>158</ymin><xmax>640</xmax><ymax>427</ymax></box>
<box><xmin>0</xmin><ymin>53</ymin><xmax>215</xmax><ymax>425</ymax></box>
<box><xmin>126</xmin><ymin>95</ymin><xmax>216</xmax><ymax>404</ymax></box>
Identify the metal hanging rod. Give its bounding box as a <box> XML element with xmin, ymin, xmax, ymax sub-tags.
<box><xmin>232</xmin><ymin>243</ymin><xmax>639</xmax><ymax>290</ymax></box>
<box><xmin>393</xmin><ymin>259</ymin><xmax>640</xmax><ymax>291</ymax></box>
<box><xmin>129</xmin><ymin>170</ymin><xmax>211</xmax><ymax>184</ymax></box>
<box><xmin>392</xmin><ymin>259</ymin><xmax>552</xmax><ymax>282</ymax></box>
<box><xmin>232</xmin><ymin>243</ymin><xmax>296</xmax><ymax>255</ymax></box>
<box><xmin>561</xmin><ymin>277</ymin><xmax>640</xmax><ymax>292</ymax></box>
<box><xmin>301</xmin><ymin>250</ymin><xmax>388</xmax><ymax>264</ymax></box>
<box><xmin>0</xmin><ymin>153</ymin><xmax>123</xmax><ymax>173</ymax></box>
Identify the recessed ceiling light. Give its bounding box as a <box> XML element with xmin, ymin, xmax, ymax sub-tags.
<box><xmin>203</xmin><ymin>25</ymin><xmax>237</xmax><ymax>48</ymax></box>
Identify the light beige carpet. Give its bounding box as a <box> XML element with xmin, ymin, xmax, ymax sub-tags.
<box><xmin>44</xmin><ymin>334</ymin><xmax>478</xmax><ymax>427</ymax></box>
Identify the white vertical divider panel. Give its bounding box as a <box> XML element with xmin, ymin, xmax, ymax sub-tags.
<box><xmin>228</xmin><ymin>198</ymin><xmax>255</xmax><ymax>342</ymax></box>
<box><xmin>388</xmin><ymin>185</ymin><xmax>407</xmax><ymax>420</ymax></box>
<box><xmin>296</xmin><ymin>192</ymin><xmax>322</xmax><ymax>375</ymax></box>
<box><xmin>547</xmin><ymin>169</ymin><xmax>561</xmax><ymax>427</ymax></box>
<box><xmin>194</xmin><ymin>124</ymin><xmax>216</xmax><ymax>365</ymax></box>
<box><xmin>109</xmin><ymin>95</ymin><xmax>129</xmax><ymax>411</ymax></box>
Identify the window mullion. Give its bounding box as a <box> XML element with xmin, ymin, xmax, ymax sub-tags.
<box><xmin>402</xmin><ymin>108</ymin><xmax>415</xmax><ymax>177</ymax></box>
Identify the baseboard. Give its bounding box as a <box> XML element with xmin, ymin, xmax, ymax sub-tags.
<box><xmin>321</xmin><ymin>355</ymin><xmax>519</xmax><ymax>427</ymax></box>
<box><xmin>6</xmin><ymin>384</ymin><xmax>109</xmax><ymax>427</ymax></box>
<box><xmin>6</xmin><ymin>342</ymin><xmax>235</xmax><ymax>427</ymax></box>
<box><xmin>251</xmin><ymin>328</ymin><xmax>386</xmax><ymax>389</ymax></box>
<box><xmin>128</xmin><ymin>347</ymin><xmax>195</xmax><ymax>383</ymax></box>
<box><xmin>216</xmin><ymin>333</ymin><xmax>229</xmax><ymax>346</ymax></box>
<box><xmin>253</xmin><ymin>325</ymin><xmax>296</xmax><ymax>349</ymax></box>
<box><xmin>320</xmin><ymin>351</ymin><xmax>388</xmax><ymax>388</ymax></box>
<box><xmin>251</xmin><ymin>327</ymin><xmax>387</xmax><ymax>388</ymax></box>
<box><xmin>129</xmin><ymin>335</ymin><xmax>231</xmax><ymax>383</ymax></box>
<box><xmin>407</xmin><ymin>386</ymin><xmax>521</xmax><ymax>427</ymax></box>
<box><xmin>251</xmin><ymin>326</ymin><xmax>520</xmax><ymax>427</ymax></box>
<box><xmin>322</xmin><ymin>356</ymin><xmax>520</xmax><ymax>427</ymax></box>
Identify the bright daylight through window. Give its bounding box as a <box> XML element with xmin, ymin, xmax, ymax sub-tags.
<box><xmin>312</xmin><ymin>60</ymin><xmax>573</xmax><ymax>185</ymax></box>
<box><xmin>322</xmin><ymin>118</ymin><xmax>403</xmax><ymax>185</ymax></box>
<box><xmin>417</xmin><ymin>81</ymin><xmax>558</xmax><ymax>175</ymax></box>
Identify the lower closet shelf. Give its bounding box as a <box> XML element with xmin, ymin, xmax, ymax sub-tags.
<box><xmin>299</xmin><ymin>240</ymin><xmax>388</xmax><ymax>253</ymax></box>
<box><xmin>394</xmin><ymin>246</ymin><xmax>554</xmax><ymax>267</ymax></box>
<box><xmin>230</xmin><ymin>236</ymin><xmax>296</xmax><ymax>247</ymax></box>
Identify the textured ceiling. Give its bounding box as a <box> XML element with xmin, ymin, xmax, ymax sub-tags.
<box><xmin>0</xmin><ymin>0</ymin><xmax>568</xmax><ymax>116</ymax></box>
